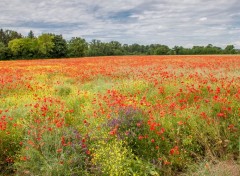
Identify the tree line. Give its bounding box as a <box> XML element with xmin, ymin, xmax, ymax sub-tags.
<box><xmin>0</xmin><ymin>29</ymin><xmax>239</xmax><ymax>60</ymax></box>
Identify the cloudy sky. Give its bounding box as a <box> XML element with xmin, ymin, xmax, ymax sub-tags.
<box><xmin>1</xmin><ymin>0</ymin><xmax>240</xmax><ymax>48</ymax></box>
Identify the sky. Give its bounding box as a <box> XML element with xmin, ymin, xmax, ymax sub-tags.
<box><xmin>1</xmin><ymin>0</ymin><xmax>240</xmax><ymax>48</ymax></box>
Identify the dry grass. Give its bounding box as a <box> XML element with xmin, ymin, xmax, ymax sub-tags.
<box><xmin>184</xmin><ymin>160</ymin><xmax>240</xmax><ymax>176</ymax></box>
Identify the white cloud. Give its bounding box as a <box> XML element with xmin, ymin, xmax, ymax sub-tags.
<box><xmin>0</xmin><ymin>0</ymin><xmax>240</xmax><ymax>48</ymax></box>
<box><xmin>199</xmin><ymin>17</ymin><xmax>207</xmax><ymax>21</ymax></box>
<box><xmin>233</xmin><ymin>41</ymin><xmax>240</xmax><ymax>48</ymax></box>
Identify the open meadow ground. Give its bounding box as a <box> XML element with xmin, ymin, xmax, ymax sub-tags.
<box><xmin>0</xmin><ymin>56</ymin><xmax>239</xmax><ymax>175</ymax></box>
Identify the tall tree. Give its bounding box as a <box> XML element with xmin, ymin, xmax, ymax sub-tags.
<box><xmin>88</xmin><ymin>39</ymin><xmax>104</xmax><ymax>56</ymax></box>
<box><xmin>152</xmin><ymin>44</ymin><xmax>170</xmax><ymax>55</ymax></box>
<box><xmin>49</xmin><ymin>34</ymin><xmax>67</xmax><ymax>58</ymax></box>
<box><xmin>0</xmin><ymin>29</ymin><xmax>4</xmax><ymax>43</ymax></box>
<box><xmin>67</xmin><ymin>37</ymin><xmax>88</xmax><ymax>57</ymax></box>
<box><xmin>107</xmin><ymin>41</ymin><xmax>123</xmax><ymax>55</ymax></box>
<box><xmin>0</xmin><ymin>29</ymin><xmax>22</xmax><ymax>46</ymax></box>
<box><xmin>173</xmin><ymin>46</ymin><xmax>181</xmax><ymax>55</ymax></box>
<box><xmin>37</xmin><ymin>34</ymin><xmax>54</xmax><ymax>58</ymax></box>
<box><xmin>28</xmin><ymin>30</ymin><xmax>35</xmax><ymax>39</ymax></box>
<box><xmin>224</xmin><ymin>45</ymin><xmax>236</xmax><ymax>54</ymax></box>
<box><xmin>0</xmin><ymin>42</ymin><xmax>12</xmax><ymax>60</ymax></box>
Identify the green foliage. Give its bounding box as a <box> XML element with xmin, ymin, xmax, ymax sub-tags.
<box><xmin>88</xmin><ymin>40</ymin><xmax>124</xmax><ymax>56</ymax></box>
<box><xmin>87</xmin><ymin>39</ymin><xmax>105</xmax><ymax>56</ymax></box>
<box><xmin>37</xmin><ymin>34</ymin><xmax>54</xmax><ymax>58</ymax></box>
<box><xmin>50</xmin><ymin>34</ymin><xmax>67</xmax><ymax>58</ymax></box>
<box><xmin>147</xmin><ymin>44</ymin><xmax>170</xmax><ymax>55</ymax></box>
<box><xmin>15</xmin><ymin>127</ymin><xmax>89</xmax><ymax>176</ymax></box>
<box><xmin>27</xmin><ymin>30</ymin><xmax>35</xmax><ymax>39</ymax></box>
<box><xmin>0</xmin><ymin>42</ymin><xmax>12</xmax><ymax>60</ymax></box>
<box><xmin>224</xmin><ymin>45</ymin><xmax>236</xmax><ymax>54</ymax></box>
<box><xmin>91</xmin><ymin>139</ymin><xmax>158</xmax><ymax>176</ymax></box>
<box><xmin>106</xmin><ymin>41</ymin><xmax>123</xmax><ymax>55</ymax></box>
<box><xmin>107</xmin><ymin>107</ymin><xmax>150</xmax><ymax>155</ymax></box>
<box><xmin>67</xmin><ymin>37</ymin><xmax>88</xmax><ymax>57</ymax></box>
<box><xmin>0</xmin><ymin>29</ymin><xmax>22</xmax><ymax>46</ymax></box>
<box><xmin>8</xmin><ymin>38</ymin><xmax>38</xmax><ymax>59</ymax></box>
<box><xmin>190</xmin><ymin>44</ymin><xmax>222</xmax><ymax>55</ymax></box>
<box><xmin>13</xmin><ymin>98</ymin><xmax>90</xmax><ymax>175</ymax></box>
<box><xmin>0</xmin><ymin>28</ymin><xmax>239</xmax><ymax>60</ymax></box>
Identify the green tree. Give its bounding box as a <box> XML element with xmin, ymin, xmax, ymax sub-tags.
<box><xmin>224</xmin><ymin>45</ymin><xmax>236</xmax><ymax>54</ymax></box>
<box><xmin>28</xmin><ymin>30</ymin><xmax>35</xmax><ymax>39</ymax></box>
<box><xmin>67</xmin><ymin>37</ymin><xmax>88</xmax><ymax>57</ymax></box>
<box><xmin>88</xmin><ymin>39</ymin><xmax>104</xmax><ymax>56</ymax></box>
<box><xmin>128</xmin><ymin>44</ymin><xmax>143</xmax><ymax>55</ymax></box>
<box><xmin>122</xmin><ymin>44</ymin><xmax>129</xmax><ymax>55</ymax></box>
<box><xmin>50</xmin><ymin>34</ymin><xmax>67</xmax><ymax>58</ymax></box>
<box><xmin>153</xmin><ymin>45</ymin><xmax>170</xmax><ymax>55</ymax></box>
<box><xmin>178</xmin><ymin>47</ymin><xmax>192</xmax><ymax>55</ymax></box>
<box><xmin>0</xmin><ymin>29</ymin><xmax>22</xmax><ymax>46</ymax></box>
<box><xmin>0</xmin><ymin>29</ymin><xmax>4</xmax><ymax>43</ymax></box>
<box><xmin>23</xmin><ymin>38</ymin><xmax>38</xmax><ymax>58</ymax></box>
<box><xmin>37</xmin><ymin>34</ymin><xmax>54</xmax><ymax>58</ymax></box>
<box><xmin>192</xmin><ymin>46</ymin><xmax>204</xmax><ymax>54</ymax></box>
<box><xmin>173</xmin><ymin>46</ymin><xmax>181</xmax><ymax>55</ymax></box>
<box><xmin>8</xmin><ymin>38</ymin><xmax>23</xmax><ymax>58</ymax></box>
<box><xmin>0</xmin><ymin>42</ymin><xmax>12</xmax><ymax>60</ymax></box>
<box><xmin>8</xmin><ymin>38</ymin><xmax>38</xmax><ymax>59</ymax></box>
<box><xmin>204</xmin><ymin>44</ymin><xmax>221</xmax><ymax>54</ymax></box>
<box><xmin>107</xmin><ymin>41</ymin><xmax>123</xmax><ymax>55</ymax></box>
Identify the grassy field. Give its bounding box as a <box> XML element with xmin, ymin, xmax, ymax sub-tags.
<box><xmin>0</xmin><ymin>56</ymin><xmax>239</xmax><ymax>175</ymax></box>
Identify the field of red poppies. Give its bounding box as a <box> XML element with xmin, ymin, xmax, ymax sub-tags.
<box><xmin>0</xmin><ymin>56</ymin><xmax>239</xmax><ymax>175</ymax></box>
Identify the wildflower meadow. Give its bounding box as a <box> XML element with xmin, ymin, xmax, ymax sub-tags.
<box><xmin>0</xmin><ymin>55</ymin><xmax>239</xmax><ymax>175</ymax></box>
